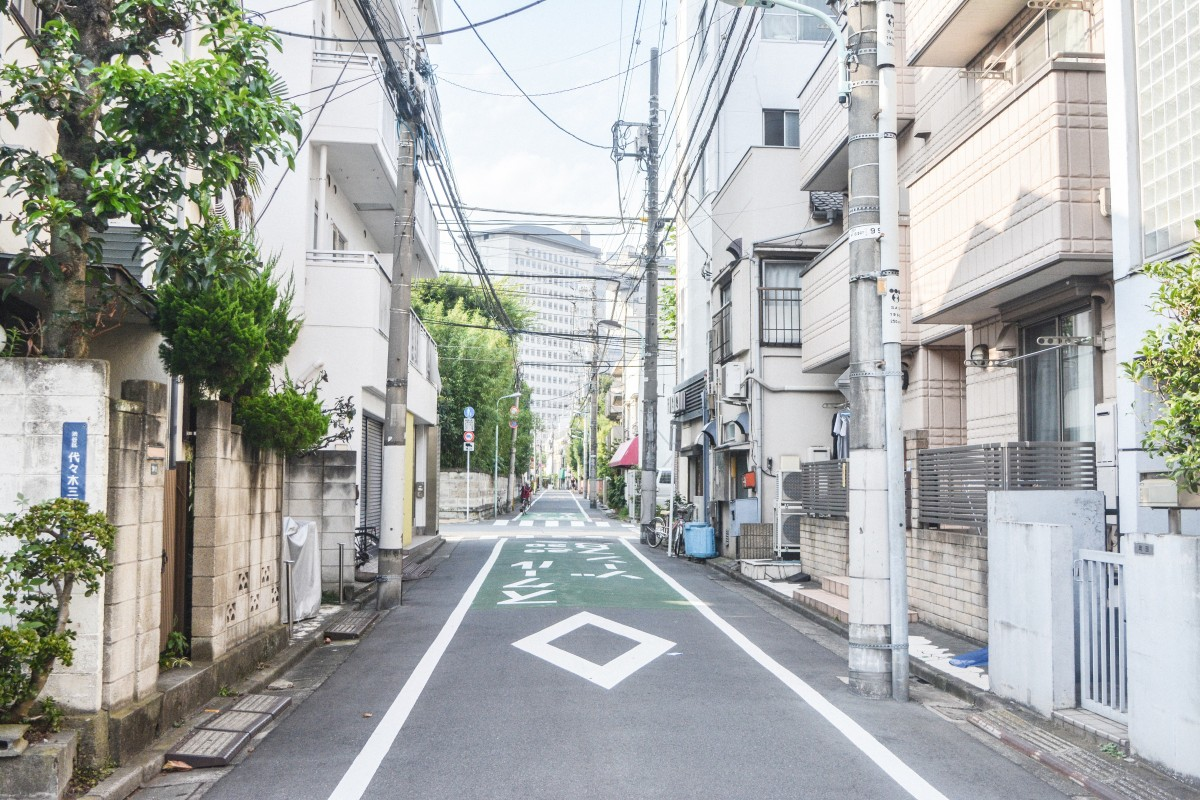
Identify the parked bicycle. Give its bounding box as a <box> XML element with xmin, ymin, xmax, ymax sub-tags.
<box><xmin>354</xmin><ymin>525</ymin><xmax>379</xmax><ymax>568</ymax></box>
<box><xmin>646</xmin><ymin>503</ymin><xmax>696</xmax><ymax>556</ymax></box>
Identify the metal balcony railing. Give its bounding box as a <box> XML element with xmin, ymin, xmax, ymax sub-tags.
<box><xmin>915</xmin><ymin>441</ymin><xmax>1096</xmax><ymax>530</ymax></box>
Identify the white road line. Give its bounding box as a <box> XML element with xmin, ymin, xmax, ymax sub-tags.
<box><xmin>570</xmin><ymin>521</ymin><xmax>584</xmax><ymax>527</ymax></box>
<box><xmin>545</xmin><ymin>521</ymin><xmax>559</xmax><ymax>528</ymax></box>
<box><xmin>620</xmin><ymin>540</ymin><xmax>950</xmax><ymax>800</ymax></box>
<box><xmin>327</xmin><ymin>539</ymin><xmax>506</xmax><ymax>800</ymax></box>
<box><xmin>493</xmin><ymin>520</ymin><xmax>510</xmax><ymax>527</ymax></box>
<box><xmin>595</xmin><ymin>522</ymin><xmax>610</xmax><ymax>528</ymax></box>
<box><xmin>518</xmin><ymin>521</ymin><xmax>533</xmax><ymax>528</ymax></box>
<box><xmin>568</xmin><ymin>491</ymin><xmax>589</xmax><ymax>518</ymax></box>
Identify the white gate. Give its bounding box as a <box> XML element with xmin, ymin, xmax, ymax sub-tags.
<box><xmin>1074</xmin><ymin>549</ymin><xmax>1128</xmax><ymax>722</ymax></box>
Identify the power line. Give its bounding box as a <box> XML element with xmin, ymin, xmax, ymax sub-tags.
<box><xmin>259</xmin><ymin>0</ymin><xmax>550</xmax><ymax>42</ymax></box>
<box><xmin>447</xmin><ymin>0</ymin><xmax>607</xmax><ymax>150</ymax></box>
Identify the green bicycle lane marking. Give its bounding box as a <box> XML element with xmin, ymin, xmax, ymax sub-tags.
<box><xmin>471</xmin><ymin>538</ymin><xmax>687</xmax><ymax>610</ymax></box>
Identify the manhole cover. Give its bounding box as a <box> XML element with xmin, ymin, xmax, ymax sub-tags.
<box><xmin>199</xmin><ymin>710</ymin><xmax>273</xmax><ymax>737</ymax></box>
<box><xmin>231</xmin><ymin>694</ymin><xmax>291</xmax><ymax>718</ymax></box>
<box><xmin>325</xmin><ymin>610</ymin><xmax>379</xmax><ymax>640</ymax></box>
<box><xmin>165</xmin><ymin>728</ymin><xmax>251</xmax><ymax>768</ymax></box>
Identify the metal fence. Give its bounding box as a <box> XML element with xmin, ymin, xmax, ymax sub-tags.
<box><xmin>915</xmin><ymin>441</ymin><xmax>1096</xmax><ymax>530</ymax></box>
<box><xmin>1075</xmin><ymin>549</ymin><xmax>1128</xmax><ymax>723</ymax></box>
<box><xmin>784</xmin><ymin>459</ymin><xmax>848</xmax><ymax>518</ymax></box>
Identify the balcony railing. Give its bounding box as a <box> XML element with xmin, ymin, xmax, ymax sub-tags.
<box><xmin>409</xmin><ymin>313</ymin><xmax>439</xmax><ymax>385</ymax></box>
<box><xmin>711</xmin><ymin>304</ymin><xmax>732</xmax><ymax>363</ymax></box>
<box><xmin>915</xmin><ymin>441</ymin><xmax>1097</xmax><ymax>530</ymax></box>
<box><xmin>759</xmin><ymin>287</ymin><xmax>802</xmax><ymax>346</ymax></box>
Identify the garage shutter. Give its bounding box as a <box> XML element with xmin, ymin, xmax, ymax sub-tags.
<box><xmin>360</xmin><ymin>416</ymin><xmax>383</xmax><ymax>531</ymax></box>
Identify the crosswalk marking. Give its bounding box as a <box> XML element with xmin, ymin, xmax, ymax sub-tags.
<box><xmin>546</xmin><ymin>521</ymin><xmax>559</xmax><ymax>528</ymax></box>
<box><xmin>570</xmin><ymin>521</ymin><xmax>584</xmax><ymax>527</ymax></box>
<box><xmin>519</xmin><ymin>521</ymin><xmax>533</xmax><ymax>527</ymax></box>
<box><xmin>493</xmin><ymin>520</ymin><xmax>510</xmax><ymax>526</ymax></box>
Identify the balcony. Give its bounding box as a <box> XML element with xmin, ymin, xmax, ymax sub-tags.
<box><xmin>905</xmin><ymin>0</ymin><xmax>1027</xmax><ymax>67</ymax></box>
<box><xmin>309</xmin><ymin>51</ymin><xmax>399</xmax><ymax>251</ymax></box>
<box><xmin>304</xmin><ymin>250</ymin><xmax>391</xmax><ymax>334</ymax></box>
<box><xmin>907</xmin><ymin>65</ymin><xmax>1111</xmax><ymax>325</ymax></box>
<box><xmin>797</xmin><ymin>6</ymin><xmax>915</xmax><ymax>192</ymax></box>
<box><xmin>407</xmin><ymin>312</ymin><xmax>441</xmax><ymax>424</ymax></box>
<box><xmin>800</xmin><ymin>235</ymin><xmax>849</xmax><ymax>372</ymax></box>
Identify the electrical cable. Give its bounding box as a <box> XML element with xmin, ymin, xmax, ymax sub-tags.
<box><xmin>448</xmin><ymin>0</ymin><xmax>607</xmax><ymax>150</ymax></box>
<box><xmin>259</xmin><ymin>0</ymin><xmax>550</xmax><ymax>42</ymax></box>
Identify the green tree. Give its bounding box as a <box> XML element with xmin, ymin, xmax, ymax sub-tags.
<box><xmin>1124</xmin><ymin>223</ymin><xmax>1200</xmax><ymax>491</ymax></box>
<box><xmin>413</xmin><ymin>278</ymin><xmax>537</xmax><ymax>472</ymax></box>
<box><xmin>0</xmin><ymin>0</ymin><xmax>300</xmax><ymax>357</ymax></box>
<box><xmin>0</xmin><ymin>498</ymin><xmax>115</xmax><ymax>722</ymax></box>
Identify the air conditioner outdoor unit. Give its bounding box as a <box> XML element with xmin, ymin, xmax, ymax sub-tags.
<box><xmin>776</xmin><ymin>505</ymin><xmax>806</xmax><ymax>552</ymax></box>
<box><xmin>804</xmin><ymin>446</ymin><xmax>831</xmax><ymax>462</ymax></box>
<box><xmin>723</xmin><ymin>363</ymin><xmax>747</xmax><ymax>400</ymax></box>
<box><xmin>778</xmin><ymin>470</ymin><xmax>805</xmax><ymax>505</ymax></box>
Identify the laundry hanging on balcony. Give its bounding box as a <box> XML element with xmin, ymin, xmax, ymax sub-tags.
<box><xmin>831</xmin><ymin>410</ymin><xmax>850</xmax><ymax>460</ymax></box>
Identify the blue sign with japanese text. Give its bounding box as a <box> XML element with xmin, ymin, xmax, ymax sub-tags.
<box><xmin>60</xmin><ymin>422</ymin><xmax>87</xmax><ymax>501</ymax></box>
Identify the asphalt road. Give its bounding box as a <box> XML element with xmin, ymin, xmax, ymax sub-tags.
<box><xmin>165</xmin><ymin>491</ymin><xmax>1080</xmax><ymax>800</ymax></box>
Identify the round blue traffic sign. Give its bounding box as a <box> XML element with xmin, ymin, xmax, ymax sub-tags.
<box><xmin>463</xmin><ymin>407</ymin><xmax>475</xmax><ymax>419</ymax></box>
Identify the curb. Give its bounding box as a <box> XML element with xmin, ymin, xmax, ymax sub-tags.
<box><xmin>80</xmin><ymin>602</ymin><xmax>367</xmax><ymax>800</ymax></box>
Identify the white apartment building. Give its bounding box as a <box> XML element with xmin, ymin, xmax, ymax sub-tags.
<box><xmin>473</xmin><ymin>225</ymin><xmax>611</xmax><ymax>475</ymax></box>
<box><xmin>251</xmin><ymin>0</ymin><xmax>445</xmax><ymax>546</ymax></box>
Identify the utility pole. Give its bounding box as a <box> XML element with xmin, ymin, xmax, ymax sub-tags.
<box><xmin>639</xmin><ymin>47</ymin><xmax>661</xmax><ymax>542</ymax></box>
<box><xmin>378</xmin><ymin>123</ymin><xmax>416</xmax><ymax>610</ymax></box>
<box><xmin>878</xmin><ymin>0</ymin><xmax>909</xmax><ymax>702</ymax></box>
<box><xmin>588</xmin><ymin>326</ymin><xmax>600</xmax><ymax>508</ymax></box>
<box><xmin>845</xmin><ymin>0</ymin><xmax>892</xmax><ymax>699</ymax></box>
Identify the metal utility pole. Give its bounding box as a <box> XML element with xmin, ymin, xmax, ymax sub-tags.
<box><xmin>378</xmin><ymin>123</ymin><xmax>416</xmax><ymax>610</ymax></box>
<box><xmin>845</xmin><ymin>0</ymin><xmax>892</xmax><ymax>699</ymax></box>
<box><xmin>878</xmin><ymin>0</ymin><xmax>909</xmax><ymax>702</ymax></box>
<box><xmin>639</xmin><ymin>47</ymin><xmax>662</xmax><ymax>542</ymax></box>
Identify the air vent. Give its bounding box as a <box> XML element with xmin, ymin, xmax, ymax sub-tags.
<box><xmin>779</xmin><ymin>471</ymin><xmax>805</xmax><ymax>504</ymax></box>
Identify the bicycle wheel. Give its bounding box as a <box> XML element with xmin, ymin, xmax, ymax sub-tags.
<box><xmin>670</xmin><ymin>522</ymin><xmax>685</xmax><ymax>556</ymax></box>
<box><xmin>647</xmin><ymin>517</ymin><xmax>666</xmax><ymax>548</ymax></box>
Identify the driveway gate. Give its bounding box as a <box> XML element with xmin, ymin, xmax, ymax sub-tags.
<box><xmin>1074</xmin><ymin>549</ymin><xmax>1128</xmax><ymax>722</ymax></box>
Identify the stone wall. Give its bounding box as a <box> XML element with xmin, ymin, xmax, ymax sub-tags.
<box><xmin>0</xmin><ymin>359</ymin><xmax>110</xmax><ymax>713</ymax></box>
<box><xmin>285</xmin><ymin>451</ymin><xmax>357</xmax><ymax>591</ymax></box>
<box><xmin>191</xmin><ymin>401</ymin><xmax>283</xmax><ymax>662</ymax></box>
<box><xmin>438</xmin><ymin>470</ymin><xmax>509</xmax><ymax>521</ymax></box>
<box><xmin>102</xmin><ymin>380</ymin><xmax>168</xmax><ymax>710</ymax></box>
<box><xmin>797</xmin><ymin>518</ymin><xmax>849</xmax><ymax>580</ymax></box>
<box><xmin>907</xmin><ymin>527</ymin><xmax>988</xmax><ymax>642</ymax></box>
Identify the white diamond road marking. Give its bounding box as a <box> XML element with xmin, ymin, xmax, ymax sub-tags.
<box><xmin>512</xmin><ymin>611</ymin><xmax>675</xmax><ymax>690</ymax></box>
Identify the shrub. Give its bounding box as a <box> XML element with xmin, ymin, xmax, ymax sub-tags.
<box><xmin>0</xmin><ymin>498</ymin><xmax>115</xmax><ymax>723</ymax></box>
<box><xmin>236</xmin><ymin>381</ymin><xmax>330</xmax><ymax>457</ymax></box>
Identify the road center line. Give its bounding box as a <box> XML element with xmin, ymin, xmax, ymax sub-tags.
<box><xmin>327</xmin><ymin>538</ymin><xmax>507</xmax><ymax>800</ymax></box>
<box><xmin>620</xmin><ymin>539</ymin><xmax>949</xmax><ymax>800</ymax></box>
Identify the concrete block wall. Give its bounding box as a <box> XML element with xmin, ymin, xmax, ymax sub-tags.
<box><xmin>439</xmin><ymin>470</ymin><xmax>509</xmax><ymax>521</ymax></box>
<box><xmin>286</xmin><ymin>451</ymin><xmax>357</xmax><ymax>589</ymax></box>
<box><xmin>191</xmin><ymin>401</ymin><xmax>283</xmax><ymax>662</ymax></box>
<box><xmin>102</xmin><ymin>380</ymin><xmax>168</xmax><ymax>709</ymax></box>
<box><xmin>907</xmin><ymin>527</ymin><xmax>988</xmax><ymax>642</ymax></box>
<box><xmin>0</xmin><ymin>359</ymin><xmax>110</xmax><ymax>713</ymax></box>
<box><xmin>797</xmin><ymin>518</ymin><xmax>849</xmax><ymax>580</ymax></box>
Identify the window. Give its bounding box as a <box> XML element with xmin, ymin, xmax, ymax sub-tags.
<box><xmin>312</xmin><ymin>202</ymin><xmax>320</xmax><ymax>249</ymax></box>
<box><xmin>697</xmin><ymin>4</ymin><xmax>709</xmax><ymax>63</ymax></box>
<box><xmin>331</xmin><ymin>224</ymin><xmax>348</xmax><ymax>251</ymax></box>
<box><xmin>1020</xmin><ymin>308</ymin><xmax>1095</xmax><ymax>442</ymax></box>
<box><xmin>761</xmin><ymin>2</ymin><xmax>831</xmax><ymax>43</ymax></box>
<box><xmin>1011</xmin><ymin>9</ymin><xmax>1101</xmax><ymax>83</ymax></box>
<box><xmin>711</xmin><ymin>281</ymin><xmax>732</xmax><ymax>363</ymax></box>
<box><xmin>760</xmin><ymin>260</ymin><xmax>804</xmax><ymax>346</ymax></box>
<box><xmin>763</xmin><ymin>110</ymin><xmax>800</xmax><ymax>147</ymax></box>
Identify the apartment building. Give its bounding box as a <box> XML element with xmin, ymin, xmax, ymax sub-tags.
<box><xmin>674</xmin><ymin>0</ymin><xmax>1199</xmax><ymax>781</ymax></box>
<box><xmin>473</xmin><ymin>225</ymin><xmax>611</xmax><ymax>475</ymax></box>
<box><xmin>251</xmin><ymin>0</ymin><xmax>445</xmax><ymax>547</ymax></box>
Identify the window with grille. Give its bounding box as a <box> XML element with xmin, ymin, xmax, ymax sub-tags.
<box><xmin>760</xmin><ymin>260</ymin><xmax>804</xmax><ymax>346</ymax></box>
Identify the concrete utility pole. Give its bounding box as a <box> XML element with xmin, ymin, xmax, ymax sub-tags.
<box><xmin>378</xmin><ymin>123</ymin><xmax>417</xmax><ymax>610</ymax></box>
<box><xmin>588</xmin><ymin>330</ymin><xmax>600</xmax><ymax>508</ymax></box>
<box><xmin>844</xmin><ymin>0</ymin><xmax>892</xmax><ymax>699</ymax></box>
<box><xmin>639</xmin><ymin>47</ymin><xmax>661</xmax><ymax>541</ymax></box>
<box><xmin>878</xmin><ymin>0</ymin><xmax>909</xmax><ymax>702</ymax></box>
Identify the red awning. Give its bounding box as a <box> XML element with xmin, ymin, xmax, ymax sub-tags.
<box><xmin>608</xmin><ymin>436</ymin><xmax>639</xmax><ymax>468</ymax></box>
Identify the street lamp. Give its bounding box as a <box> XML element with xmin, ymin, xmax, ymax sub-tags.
<box><xmin>494</xmin><ymin>391</ymin><xmax>520</xmax><ymax>518</ymax></box>
<box><xmin>717</xmin><ymin>0</ymin><xmax>906</xmax><ymax>700</ymax></box>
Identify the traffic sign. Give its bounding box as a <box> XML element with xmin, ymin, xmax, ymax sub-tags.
<box><xmin>510</xmin><ymin>420</ymin><xmax>519</xmax><ymax>429</ymax></box>
<box><xmin>463</xmin><ymin>419</ymin><xmax>475</xmax><ymax>432</ymax></box>
<box><xmin>463</xmin><ymin>442</ymin><xmax>475</xmax><ymax>452</ymax></box>
<box><xmin>509</xmin><ymin>405</ymin><xmax>519</xmax><ymax>416</ymax></box>
<box><xmin>464</xmin><ymin>407</ymin><xmax>475</xmax><ymax>419</ymax></box>
<box><xmin>463</xmin><ymin>431</ymin><xmax>475</xmax><ymax>443</ymax></box>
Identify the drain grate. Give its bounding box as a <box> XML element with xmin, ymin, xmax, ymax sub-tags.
<box><xmin>402</xmin><ymin>561</ymin><xmax>435</xmax><ymax>580</ymax></box>
<box><xmin>198</xmin><ymin>710</ymin><xmax>273</xmax><ymax>738</ymax></box>
<box><xmin>325</xmin><ymin>609</ymin><xmax>380</xmax><ymax>640</ymax></box>
<box><xmin>165</xmin><ymin>728</ymin><xmax>251</xmax><ymax>768</ymax></box>
<box><xmin>232</xmin><ymin>694</ymin><xmax>292</xmax><ymax>718</ymax></box>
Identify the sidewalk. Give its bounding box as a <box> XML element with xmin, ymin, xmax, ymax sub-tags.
<box><xmin>706</xmin><ymin>556</ymin><xmax>1200</xmax><ymax>800</ymax></box>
